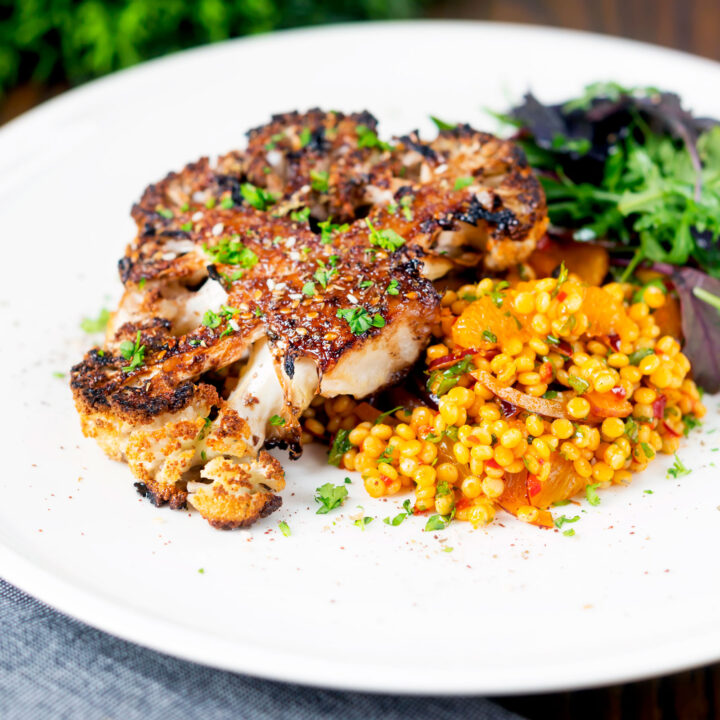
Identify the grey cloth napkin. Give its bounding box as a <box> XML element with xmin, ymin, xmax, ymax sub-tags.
<box><xmin>0</xmin><ymin>579</ymin><xmax>523</xmax><ymax>720</ymax></box>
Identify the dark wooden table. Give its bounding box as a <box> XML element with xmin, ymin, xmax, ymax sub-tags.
<box><xmin>2</xmin><ymin>1</ymin><xmax>718</xmax><ymax>716</ymax></box>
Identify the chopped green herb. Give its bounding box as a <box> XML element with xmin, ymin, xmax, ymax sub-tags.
<box><xmin>205</xmin><ymin>196</ymin><xmax>216</xmax><ymax>209</ymax></box>
<box><xmin>240</xmin><ymin>182</ymin><xmax>276</xmax><ymax>211</ymax></box>
<box><xmin>430</xmin><ymin>116</ymin><xmax>456</xmax><ymax>131</ymax></box>
<box><xmin>80</xmin><ymin>308</ymin><xmax>110</xmax><ymax>334</ymax></box>
<box><xmin>628</xmin><ymin>348</ymin><xmax>654</xmax><ymax>365</ymax></box>
<box><xmin>52</xmin><ymin>371</ymin><xmax>65</xmax><ymax>379</ymax></box>
<box><xmin>568</xmin><ymin>375</ymin><xmax>590</xmax><ymax>395</ymax></box>
<box><xmin>314</xmin><ymin>482</ymin><xmax>349</xmax><ymax>514</ymax></box>
<box><xmin>302</xmin><ymin>281</ymin><xmax>316</xmax><ymax>296</ymax></box>
<box><xmin>400</xmin><ymin>194</ymin><xmax>414</xmax><ymax>221</ymax></box>
<box><xmin>119</xmin><ymin>330</ymin><xmax>145</xmax><ymax>373</ymax></box>
<box><xmin>198</xmin><ymin>568</ymin><xmax>205</xmax><ymax>574</ymax></box>
<box><xmin>265</xmin><ymin>132</ymin><xmax>284</xmax><ymax>150</ymax></box>
<box><xmin>641</xmin><ymin>442</ymin><xmax>655</xmax><ymax>459</ymax></box>
<box><xmin>586</xmin><ymin>482</ymin><xmax>601</xmax><ymax>506</ymax></box>
<box><xmin>336</xmin><ymin>306</ymin><xmax>385</xmax><ymax>334</ymax></box>
<box><xmin>356</xmin><ymin>124</ymin><xmax>392</xmax><ymax>151</ymax></box>
<box><xmin>374</xmin><ymin>405</ymin><xmax>404</xmax><ymax>425</ymax></box>
<box><xmin>298</xmin><ymin>127</ymin><xmax>311</xmax><ymax>147</ymax></box>
<box><xmin>425</xmin><ymin>514</ymin><xmax>452</xmax><ymax>532</ymax></box>
<box><xmin>354</xmin><ymin>515</ymin><xmax>374</xmax><ymax>530</ymax></box>
<box><xmin>156</xmin><ymin>205</ymin><xmax>173</xmax><ymax>219</ymax></box>
<box><xmin>644</xmin><ymin>489</ymin><xmax>654</xmax><ymax>494</ymax></box>
<box><xmin>202</xmin><ymin>310</ymin><xmax>222</xmax><ymax>329</ymax></box>
<box><xmin>554</xmin><ymin>514</ymin><xmax>580</xmax><ymax>529</ymax></box>
<box><xmin>563</xmin><ymin>529</ymin><xmax>576</xmax><ymax>537</ymax></box>
<box><xmin>220</xmin><ymin>195</ymin><xmax>234</xmax><ymax>210</ymax></box>
<box><xmin>317</xmin><ymin>217</ymin><xmax>349</xmax><ymax>244</ymax></box>
<box><xmin>453</xmin><ymin>177</ymin><xmax>473</xmax><ymax>191</ymax></box>
<box><xmin>278</xmin><ymin>520</ymin><xmax>291</xmax><ymax>537</ymax></box>
<box><xmin>427</xmin><ymin>356</ymin><xmax>475</xmax><ymax>397</ymax></box>
<box><xmin>482</xmin><ymin>329</ymin><xmax>498</xmax><ymax>343</ymax></box>
<box><xmin>551</xmin><ymin>263</ymin><xmax>568</xmax><ymax>298</ymax></box>
<box><xmin>310</xmin><ymin>170</ymin><xmax>329</xmax><ymax>193</ymax></box>
<box><xmin>365</xmin><ymin>217</ymin><xmax>406</xmax><ymax>252</ymax></box>
<box><xmin>313</xmin><ymin>259</ymin><xmax>337</xmax><ymax>288</ymax></box>
<box><xmin>625</xmin><ymin>417</ymin><xmax>639</xmax><ymax>443</ymax></box>
<box><xmin>682</xmin><ymin>415</ymin><xmax>702</xmax><ymax>436</ymax></box>
<box><xmin>489</xmin><ymin>281</ymin><xmax>509</xmax><ymax>308</ymax></box>
<box><xmin>667</xmin><ymin>454</ymin><xmax>690</xmax><ymax>478</ymax></box>
<box><xmin>204</xmin><ymin>236</ymin><xmax>258</xmax><ymax>268</ymax></box>
<box><xmin>269</xmin><ymin>415</ymin><xmax>285</xmax><ymax>426</ymax></box>
<box><xmin>386</xmin><ymin>279</ymin><xmax>400</xmax><ymax>295</ymax></box>
<box><xmin>180</xmin><ymin>202</ymin><xmax>189</xmax><ymax>212</ymax></box>
<box><xmin>542</xmin><ymin>390</ymin><xmax>559</xmax><ymax>400</ymax></box>
<box><xmin>290</xmin><ymin>207</ymin><xmax>311</xmax><ymax>223</ymax></box>
<box><xmin>328</xmin><ymin>430</ymin><xmax>352</xmax><ymax>466</ymax></box>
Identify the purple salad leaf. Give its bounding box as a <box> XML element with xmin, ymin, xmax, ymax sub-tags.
<box><xmin>669</xmin><ymin>266</ymin><xmax>720</xmax><ymax>393</ymax></box>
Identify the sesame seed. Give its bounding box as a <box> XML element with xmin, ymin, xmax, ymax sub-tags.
<box><xmin>289</xmin><ymin>251</ymin><xmax>300</xmax><ymax>261</ymax></box>
<box><xmin>347</xmin><ymin>294</ymin><xmax>358</xmax><ymax>304</ymax></box>
<box><xmin>296</xmin><ymin>327</ymin><xmax>308</xmax><ymax>336</ymax></box>
<box><xmin>289</xmin><ymin>293</ymin><xmax>302</xmax><ymax>300</ymax></box>
<box><xmin>192</xmin><ymin>211</ymin><xmax>204</xmax><ymax>222</ymax></box>
<box><xmin>212</xmin><ymin>223</ymin><xmax>224</xmax><ymax>236</ymax></box>
<box><xmin>267</xmin><ymin>279</ymin><xmax>276</xmax><ymax>290</ymax></box>
<box><xmin>274</xmin><ymin>282</ymin><xmax>287</xmax><ymax>292</ymax></box>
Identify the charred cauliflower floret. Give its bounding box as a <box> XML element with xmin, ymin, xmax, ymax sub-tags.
<box><xmin>71</xmin><ymin>108</ymin><xmax>547</xmax><ymax>529</ymax></box>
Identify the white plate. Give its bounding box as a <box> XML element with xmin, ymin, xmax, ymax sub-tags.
<box><xmin>2</xmin><ymin>21</ymin><xmax>720</xmax><ymax>695</ymax></box>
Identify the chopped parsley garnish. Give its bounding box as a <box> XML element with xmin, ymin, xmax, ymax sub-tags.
<box><xmin>336</xmin><ymin>307</ymin><xmax>385</xmax><ymax>334</ymax></box>
<box><xmin>269</xmin><ymin>415</ymin><xmax>285</xmax><ymax>426</ymax></box>
<box><xmin>278</xmin><ymin>520</ymin><xmax>291</xmax><ymax>537</ymax></box>
<box><xmin>310</xmin><ymin>169</ymin><xmax>329</xmax><ymax>193</ymax></box>
<box><xmin>220</xmin><ymin>195</ymin><xmax>234</xmax><ymax>210</ymax></box>
<box><xmin>489</xmin><ymin>281</ymin><xmax>509</xmax><ymax>308</ymax></box>
<box><xmin>202</xmin><ymin>310</ymin><xmax>222</xmax><ymax>329</ymax></box>
<box><xmin>546</xmin><ymin>334</ymin><xmax>560</xmax><ymax>345</ymax></box>
<box><xmin>667</xmin><ymin>454</ymin><xmax>691</xmax><ymax>478</ymax></box>
<box><xmin>386</xmin><ymin>279</ymin><xmax>400</xmax><ymax>295</ymax></box>
<box><xmin>625</xmin><ymin>417</ymin><xmax>639</xmax><ymax>443</ymax></box>
<box><xmin>482</xmin><ymin>329</ymin><xmax>498</xmax><ymax>343</ymax></box>
<box><xmin>551</xmin><ymin>262</ymin><xmax>568</xmax><ymax>297</ymax></box>
<box><xmin>204</xmin><ymin>236</ymin><xmax>258</xmax><ymax>268</ymax></box>
<box><xmin>425</xmin><ymin>513</ymin><xmax>452</xmax><ymax>532</ymax></box>
<box><xmin>181</xmin><ymin>221</ymin><xmax>193</xmax><ymax>232</ymax></box>
<box><xmin>317</xmin><ymin>217</ymin><xmax>349</xmax><ymax>244</ymax></box>
<box><xmin>298</xmin><ymin>127</ymin><xmax>311</xmax><ymax>147</ymax></box>
<box><xmin>683</xmin><ymin>415</ymin><xmax>702</xmax><ymax>436</ymax></box>
<box><xmin>356</xmin><ymin>124</ymin><xmax>392</xmax><ymax>151</ymax></box>
<box><xmin>328</xmin><ymin>429</ymin><xmax>352</xmax><ymax>466</ymax></box>
<box><xmin>302</xmin><ymin>281</ymin><xmax>316</xmax><ymax>296</ymax></box>
<box><xmin>384</xmin><ymin>500</ymin><xmax>414</xmax><ymax>526</ymax></box>
<box><xmin>641</xmin><ymin>442</ymin><xmax>655</xmax><ymax>459</ymax></box>
<box><xmin>365</xmin><ymin>217</ymin><xmax>406</xmax><ymax>252</ymax></box>
<box><xmin>644</xmin><ymin>489</ymin><xmax>654</xmax><ymax>494</ymax></box>
<box><xmin>240</xmin><ymin>182</ymin><xmax>276</xmax><ymax>211</ymax></box>
<box><xmin>354</xmin><ymin>515</ymin><xmax>374</xmax><ymax>530</ymax></box>
<box><xmin>155</xmin><ymin>205</ymin><xmax>173</xmax><ymax>219</ymax></box>
<box><xmin>586</xmin><ymin>483</ymin><xmax>601</xmax><ymax>506</ymax></box>
<box><xmin>265</xmin><ymin>132</ymin><xmax>284</xmax><ymax>150</ymax></box>
<box><xmin>52</xmin><ymin>371</ymin><xmax>65</xmax><ymax>379</ymax></box>
<box><xmin>554</xmin><ymin>514</ymin><xmax>580</xmax><ymax>529</ymax></box>
<box><xmin>436</xmin><ymin>481</ymin><xmax>452</xmax><ymax>497</ymax></box>
<box><xmin>290</xmin><ymin>207</ymin><xmax>311</xmax><ymax>223</ymax></box>
<box><xmin>563</xmin><ymin>529</ymin><xmax>576</xmax><ymax>537</ymax></box>
<box><xmin>400</xmin><ymin>194</ymin><xmax>414</xmax><ymax>221</ymax></box>
<box><xmin>628</xmin><ymin>348</ymin><xmax>654</xmax><ymax>365</ymax></box>
<box><xmin>119</xmin><ymin>330</ymin><xmax>146</xmax><ymax>373</ymax></box>
<box><xmin>542</xmin><ymin>390</ymin><xmax>559</xmax><ymax>399</ymax></box>
<box><xmin>313</xmin><ymin>260</ymin><xmax>337</xmax><ymax>288</ymax></box>
<box><xmin>374</xmin><ymin>406</ymin><xmax>404</xmax><ymax>425</ymax></box>
<box><xmin>180</xmin><ymin>202</ymin><xmax>189</xmax><ymax>212</ymax></box>
<box><xmin>427</xmin><ymin>356</ymin><xmax>475</xmax><ymax>397</ymax></box>
<box><xmin>430</xmin><ymin>116</ymin><xmax>456</xmax><ymax>131</ymax></box>
<box><xmin>453</xmin><ymin>177</ymin><xmax>473</xmax><ymax>191</ymax></box>
<box><xmin>80</xmin><ymin>308</ymin><xmax>110</xmax><ymax>334</ymax></box>
<box><xmin>568</xmin><ymin>375</ymin><xmax>590</xmax><ymax>395</ymax></box>
<box><xmin>359</xmin><ymin>280</ymin><xmax>374</xmax><ymax>289</ymax></box>
<box><xmin>314</xmin><ymin>482</ymin><xmax>348</xmax><ymax>514</ymax></box>
<box><xmin>205</xmin><ymin>196</ymin><xmax>216</xmax><ymax>209</ymax></box>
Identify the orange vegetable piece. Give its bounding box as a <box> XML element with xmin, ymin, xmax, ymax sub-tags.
<box><xmin>528</xmin><ymin>240</ymin><xmax>609</xmax><ymax>286</ymax></box>
<box><xmin>585</xmin><ymin>391</ymin><xmax>633</xmax><ymax>419</ymax></box>
<box><xmin>497</xmin><ymin>469</ymin><xmax>554</xmax><ymax>527</ymax></box>
<box><xmin>452</xmin><ymin>296</ymin><xmax>528</xmax><ymax>349</ymax></box>
<box><xmin>531</xmin><ymin>456</ymin><xmax>587</xmax><ymax>509</ymax></box>
<box><xmin>583</xmin><ymin>287</ymin><xmax>637</xmax><ymax>339</ymax></box>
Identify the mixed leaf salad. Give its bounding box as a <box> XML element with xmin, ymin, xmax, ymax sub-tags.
<box><xmin>497</xmin><ymin>82</ymin><xmax>720</xmax><ymax>391</ymax></box>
